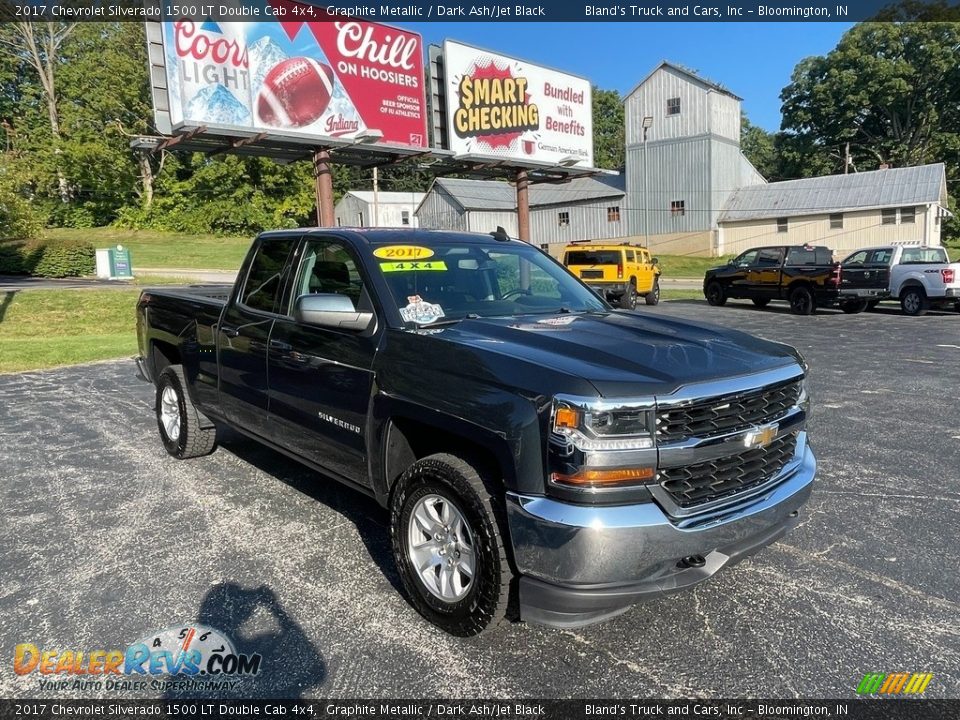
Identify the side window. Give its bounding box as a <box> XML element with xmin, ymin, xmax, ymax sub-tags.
<box><xmin>626</xmin><ymin>250</ymin><xmax>636</xmax><ymax>262</ymax></box>
<box><xmin>736</xmin><ymin>250</ymin><xmax>759</xmax><ymax>266</ymax></box>
<box><xmin>757</xmin><ymin>248</ymin><xmax>783</xmax><ymax>266</ymax></box>
<box><xmin>871</xmin><ymin>249</ymin><xmax>893</xmax><ymax>265</ymax></box>
<box><xmin>291</xmin><ymin>238</ymin><xmax>366</xmax><ymax>312</ymax></box>
<box><xmin>241</xmin><ymin>239</ymin><xmax>295</xmax><ymax>314</ymax></box>
<box><xmin>844</xmin><ymin>251</ymin><xmax>868</xmax><ymax>265</ymax></box>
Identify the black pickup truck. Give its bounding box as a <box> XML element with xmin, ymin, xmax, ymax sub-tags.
<box><xmin>704</xmin><ymin>245</ymin><xmax>842</xmax><ymax>314</ymax></box>
<box><xmin>136</xmin><ymin>228</ymin><xmax>816</xmax><ymax>635</ymax></box>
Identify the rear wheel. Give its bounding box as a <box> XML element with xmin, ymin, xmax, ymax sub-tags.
<box><xmin>900</xmin><ymin>287</ymin><xmax>928</xmax><ymax>316</ymax></box>
<box><xmin>789</xmin><ymin>286</ymin><xmax>816</xmax><ymax>315</ymax></box>
<box><xmin>751</xmin><ymin>297</ymin><xmax>770</xmax><ymax>308</ymax></box>
<box><xmin>156</xmin><ymin>365</ymin><xmax>217</xmax><ymax>459</ymax></box>
<box><xmin>705</xmin><ymin>281</ymin><xmax>727</xmax><ymax>306</ymax></box>
<box><xmin>619</xmin><ymin>283</ymin><xmax>637</xmax><ymax>310</ymax></box>
<box><xmin>390</xmin><ymin>453</ymin><xmax>511</xmax><ymax>636</ymax></box>
<box><xmin>841</xmin><ymin>299</ymin><xmax>869</xmax><ymax>314</ymax></box>
<box><xmin>867</xmin><ymin>300</ymin><xmax>880</xmax><ymax>311</ymax></box>
<box><xmin>644</xmin><ymin>279</ymin><xmax>660</xmax><ymax>306</ymax></box>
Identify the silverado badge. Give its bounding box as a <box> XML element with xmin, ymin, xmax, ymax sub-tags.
<box><xmin>744</xmin><ymin>423</ymin><xmax>778</xmax><ymax>449</ymax></box>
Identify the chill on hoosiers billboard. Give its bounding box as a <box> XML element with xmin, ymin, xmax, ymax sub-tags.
<box><xmin>160</xmin><ymin>1</ymin><xmax>427</xmax><ymax>147</ymax></box>
<box><xmin>443</xmin><ymin>40</ymin><xmax>593</xmax><ymax>167</ymax></box>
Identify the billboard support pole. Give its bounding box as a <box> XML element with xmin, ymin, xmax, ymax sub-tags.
<box><xmin>516</xmin><ymin>168</ymin><xmax>531</xmax><ymax>289</ymax></box>
<box><xmin>313</xmin><ymin>148</ymin><xmax>335</xmax><ymax>227</ymax></box>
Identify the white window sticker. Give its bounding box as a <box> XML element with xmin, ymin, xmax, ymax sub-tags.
<box><xmin>399</xmin><ymin>295</ymin><xmax>446</xmax><ymax>325</ymax></box>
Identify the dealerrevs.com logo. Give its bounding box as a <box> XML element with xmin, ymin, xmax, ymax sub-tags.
<box><xmin>14</xmin><ymin>625</ymin><xmax>262</xmax><ymax>692</ymax></box>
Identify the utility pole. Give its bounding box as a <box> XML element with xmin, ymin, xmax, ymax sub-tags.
<box><xmin>373</xmin><ymin>165</ymin><xmax>380</xmax><ymax>227</ymax></box>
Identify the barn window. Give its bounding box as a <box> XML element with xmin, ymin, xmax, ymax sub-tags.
<box><xmin>777</xmin><ymin>217</ymin><xmax>788</xmax><ymax>233</ymax></box>
<box><xmin>829</xmin><ymin>213</ymin><xmax>843</xmax><ymax>229</ymax></box>
<box><xmin>558</xmin><ymin>211</ymin><xmax>570</xmax><ymax>227</ymax></box>
<box><xmin>666</xmin><ymin>97</ymin><xmax>681</xmax><ymax>116</ymax></box>
<box><xmin>881</xmin><ymin>208</ymin><xmax>897</xmax><ymax>225</ymax></box>
<box><xmin>900</xmin><ymin>206</ymin><xmax>916</xmax><ymax>224</ymax></box>
<box><xmin>607</xmin><ymin>206</ymin><xmax>620</xmax><ymax>222</ymax></box>
<box><xmin>401</xmin><ymin>210</ymin><xmax>410</xmax><ymax>226</ymax></box>
<box><xmin>670</xmin><ymin>200</ymin><xmax>685</xmax><ymax>217</ymax></box>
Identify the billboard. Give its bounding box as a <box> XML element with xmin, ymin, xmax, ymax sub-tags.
<box><xmin>442</xmin><ymin>41</ymin><xmax>593</xmax><ymax>167</ymax></box>
<box><xmin>157</xmin><ymin>2</ymin><xmax>427</xmax><ymax>148</ymax></box>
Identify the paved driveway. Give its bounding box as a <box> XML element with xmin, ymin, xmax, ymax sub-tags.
<box><xmin>1</xmin><ymin>300</ymin><xmax>957</xmax><ymax>699</ymax></box>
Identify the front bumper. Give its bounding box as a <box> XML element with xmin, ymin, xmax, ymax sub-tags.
<box><xmin>506</xmin><ymin>437</ymin><xmax>816</xmax><ymax>628</ymax></box>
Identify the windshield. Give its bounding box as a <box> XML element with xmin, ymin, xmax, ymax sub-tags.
<box><xmin>372</xmin><ymin>241</ymin><xmax>607</xmax><ymax>324</ymax></box>
<box><xmin>565</xmin><ymin>250</ymin><xmax>622</xmax><ymax>265</ymax></box>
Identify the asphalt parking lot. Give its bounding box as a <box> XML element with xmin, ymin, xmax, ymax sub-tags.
<box><xmin>1</xmin><ymin>298</ymin><xmax>958</xmax><ymax>699</ymax></box>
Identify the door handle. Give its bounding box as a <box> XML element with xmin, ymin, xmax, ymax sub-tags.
<box><xmin>269</xmin><ymin>340</ymin><xmax>292</xmax><ymax>352</ymax></box>
<box><xmin>221</xmin><ymin>325</ymin><xmax>240</xmax><ymax>339</ymax></box>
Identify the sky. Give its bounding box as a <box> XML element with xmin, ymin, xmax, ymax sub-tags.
<box><xmin>399</xmin><ymin>22</ymin><xmax>855</xmax><ymax>132</ymax></box>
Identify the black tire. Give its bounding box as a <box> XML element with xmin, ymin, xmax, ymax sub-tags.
<box><xmin>841</xmin><ymin>299</ymin><xmax>869</xmax><ymax>314</ymax></box>
<box><xmin>619</xmin><ymin>282</ymin><xmax>637</xmax><ymax>310</ymax></box>
<box><xmin>390</xmin><ymin>453</ymin><xmax>511</xmax><ymax>636</ymax></box>
<box><xmin>644</xmin><ymin>279</ymin><xmax>660</xmax><ymax>306</ymax></box>
<box><xmin>900</xmin><ymin>287</ymin><xmax>928</xmax><ymax>316</ymax></box>
<box><xmin>751</xmin><ymin>297</ymin><xmax>770</xmax><ymax>308</ymax></box>
<box><xmin>705</xmin><ymin>281</ymin><xmax>727</xmax><ymax>306</ymax></box>
<box><xmin>789</xmin><ymin>285</ymin><xmax>816</xmax><ymax>315</ymax></box>
<box><xmin>155</xmin><ymin>365</ymin><xmax>217</xmax><ymax>459</ymax></box>
<box><xmin>867</xmin><ymin>300</ymin><xmax>880</xmax><ymax>311</ymax></box>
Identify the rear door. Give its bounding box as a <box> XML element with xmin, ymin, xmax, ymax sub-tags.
<box><xmin>218</xmin><ymin>235</ymin><xmax>298</xmax><ymax>438</ymax></box>
<box><xmin>266</xmin><ymin>234</ymin><xmax>379</xmax><ymax>484</ymax></box>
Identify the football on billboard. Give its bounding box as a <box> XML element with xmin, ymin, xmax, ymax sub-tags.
<box><xmin>256</xmin><ymin>57</ymin><xmax>335</xmax><ymax>128</ymax></box>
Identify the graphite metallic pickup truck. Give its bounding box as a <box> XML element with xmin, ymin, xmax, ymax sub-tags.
<box><xmin>704</xmin><ymin>245</ymin><xmax>841</xmax><ymax>315</ymax></box>
<box><xmin>136</xmin><ymin>228</ymin><xmax>816</xmax><ymax>635</ymax></box>
<box><xmin>840</xmin><ymin>244</ymin><xmax>960</xmax><ymax>316</ymax></box>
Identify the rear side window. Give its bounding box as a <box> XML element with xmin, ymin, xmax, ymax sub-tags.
<box><xmin>757</xmin><ymin>248</ymin><xmax>783</xmax><ymax>266</ymax></box>
<box><xmin>566</xmin><ymin>250</ymin><xmax>622</xmax><ymax>265</ymax></box>
<box><xmin>870</xmin><ymin>249</ymin><xmax>893</xmax><ymax>264</ymax></box>
<box><xmin>241</xmin><ymin>238</ymin><xmax>295</xmax><ymax>313</ymax></box>
<box><xmin>786</xmin><ymin>247</ymin><xmax>832</xmax><ymax>265</ymax></box>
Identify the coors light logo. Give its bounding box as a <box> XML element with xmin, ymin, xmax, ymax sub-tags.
<box><xmin>175</xmin><ymin>21</ymin><xmax>252</xmax><ymax>126</ymax></box>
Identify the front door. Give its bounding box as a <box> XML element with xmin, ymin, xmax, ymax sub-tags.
<box><xmin>746</xmin><ymin>247</ymin><xmax>784</xmax><ymax>297</ymax></box>
<box><xmin>267</xmin><ymin>235</ymin><xmax>379</xmax><ymax>485</ymax></box>
<box><xmin>218</xmin><ymin>236</ymin><xmax>297</xmax><ymax>438</ymax></box>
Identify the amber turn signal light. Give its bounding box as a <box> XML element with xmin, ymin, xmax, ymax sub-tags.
<box><xmin>551</xmin><ymin>467</ymin><xmax>655</xmax><ymax>487</ymax></box>
<box><xmin>553</xmin><ymin>406</ymin><xmax>580</xmax><ymax>429</ymax></box>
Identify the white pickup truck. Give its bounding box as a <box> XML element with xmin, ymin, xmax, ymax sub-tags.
<box><xmin>840</xmin><ymin>244</ymin><xmax>960</xmax><ymax>316</ymax></box>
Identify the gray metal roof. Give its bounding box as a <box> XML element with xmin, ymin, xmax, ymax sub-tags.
<box><xmin>719</xmin><ymin>163</ymin><xmax>947</xmax><ymax>222</ymax></box>
<box><xmin>626</xmin><ymin>61</ymin><xmax>743</xmax><ymax>101</ymax></box>
<box><xmin>428</xmin><ymin>175</ymin><xmax>625</xmax><ymax>212</ymax></box>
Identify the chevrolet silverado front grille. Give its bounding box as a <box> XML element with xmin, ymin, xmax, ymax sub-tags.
<box><xmin>658</xmin><ymin>433</ymin><xmax>798</xmax><ymax>508</ymax></box>
<box><xmin>656</xmin><ymin>379</ymin><xmax>801</xmax><ymax>444</ymax></box>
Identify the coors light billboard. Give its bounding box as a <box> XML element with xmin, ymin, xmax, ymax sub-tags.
<box><xmin>160</xmin><ymin>1</ymin><xmax>427</xmax><ymax>147</ymax></box>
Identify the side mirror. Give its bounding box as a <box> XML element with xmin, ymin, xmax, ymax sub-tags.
<box><xmin>651</xmin><ymin>257</ymin><xmax>660</xmax><ymax>266</ymax></box>
<box><xmin>294</xmin><ymin>294</ymin><xmax>373</xmax><ymax>332</ymax></box>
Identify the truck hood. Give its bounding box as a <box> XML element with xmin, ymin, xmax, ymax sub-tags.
<box><xmin>430</xmin><ymin>311</ymin><xmax>801</xmax><ymax>397</ymax></box>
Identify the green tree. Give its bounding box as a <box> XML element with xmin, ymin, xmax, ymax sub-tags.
<box><xmin>592</xmin><ymin>88</ymin><xmax>624</xmax><ymax>170</ymax></box>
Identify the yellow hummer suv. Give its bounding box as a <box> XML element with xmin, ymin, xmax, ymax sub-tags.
<box><xmin>562</xmin><ymin>243</ymin><xmax>661</xmax><ymax>309</ymax></box>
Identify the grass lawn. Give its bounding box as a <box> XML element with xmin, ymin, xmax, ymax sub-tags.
<box><xmin>0</xmin><ymin>290</ymin><xmax>140</xmax><ymax>373</ymax></box>
<box><xmin>656</xmin><ymin>254</ymin><xmax>729</xmax><ymax>277</ymax></box>
<box><xmin>660</xmin><ymin>289</ymin><xmax>704</xmax><ymax>301</ymax></box>
<box><xmin>46</xmin><ymin>227</ymin><xmax>251</xmax><ymax>271</ymax></box>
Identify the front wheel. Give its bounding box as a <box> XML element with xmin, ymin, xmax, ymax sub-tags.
<box><xmin>156</xmin><ymin>365</ymin><xmax>217</xmax><ymax>459</ymax></box>
<box><xmin>900</xmin><ymin>287</ymin><xmax>928</xmax><ymax>316</ymax></box>
<box><xmin>705</xmin><ymin>281</ymin><xmax>727</xmax><ymax>306</ymax></box>
<box><xmin>644</xmin><ymin>279</ymin><xmax>660</xmax><ymax>306</ymax></box>
<box><xmin>789</xmin><ymin>286</ymin><xmax>816</xmax><ymax>315</ymax></box>
<box><xmin>390</xmin><ymin>453</ymin><xmax>511</xmax><ymax>636</ymax></box>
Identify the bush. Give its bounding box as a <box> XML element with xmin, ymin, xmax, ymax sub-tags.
<box><xmin>0</xmin><ymin>237</ymin><xmax>95</xmax><ymax>278</ymax></box>
<box><xmin>0</xmin><ymin>185</ymin><xmax>43</xmax><ymax>241</ymax></box>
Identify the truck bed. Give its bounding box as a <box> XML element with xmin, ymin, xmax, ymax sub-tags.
<box><xmin>142</xmin><ymin>284</ymin><xmax>233</xmax><ymax>305</ymax></box>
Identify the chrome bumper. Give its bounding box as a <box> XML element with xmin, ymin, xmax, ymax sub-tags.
<box><xmin>506</xmin><ymin>437</ymin><xmax>816</xmax><ymax>628</ymax></box>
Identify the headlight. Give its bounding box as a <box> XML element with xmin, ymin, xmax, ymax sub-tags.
<box><xmin>551</xmin><ymin>398</ymin><xmax>655</xmax><ymax>451</ymax></box>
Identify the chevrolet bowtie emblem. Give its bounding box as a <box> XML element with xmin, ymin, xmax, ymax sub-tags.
<box><xmin>744</xmin><ymin>423</ymin><xmax>778</xmax><ymax>449</ymax></box>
